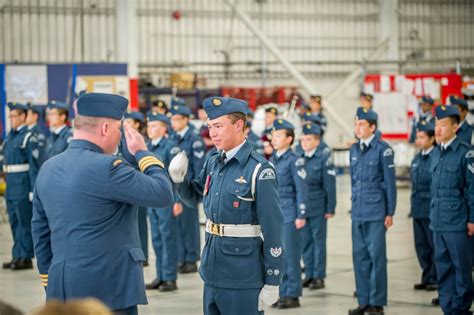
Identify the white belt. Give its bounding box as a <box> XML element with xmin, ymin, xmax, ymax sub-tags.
<box><xmin>205</xmin><ymin>219</ymin><xmax>262</xmax><ymax>238</ymax></box>
<box><xmin>3</xmin><ymin>164</ymin><xmax>30</xmax><ymax>173</ymax></box>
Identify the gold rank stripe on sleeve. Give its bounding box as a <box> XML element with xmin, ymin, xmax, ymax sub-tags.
<box><xmin>40</xmin><ymin>274</ymin><xmax>48</xmax><ymax>287</ymax></box>
<box><xmin>113</xmin><ymin>159</ymin><xmax>123</xmax><ymax>167</ymax></box>
<box><xmin>138</xmin><ymin>156</ymin><xmax>165</xmax><ymax>172</ymax></box>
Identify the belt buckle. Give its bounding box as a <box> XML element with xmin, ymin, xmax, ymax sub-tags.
<box><xmin>211</xmin><ymin>222</ymin><xmax>224</xmax><ymax>237</ymax></box>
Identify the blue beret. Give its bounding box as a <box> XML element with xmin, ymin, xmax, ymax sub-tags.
<box><xmin>7</xmin><ymin>102</ymin><xmax>29</xmax><ymax>112</ymax></box>
<box><xmin>302</xmin><ymin>112</ymin><xmax>322</xmax><ymax>125</ymax></box>
<box><xmin>147</xmin><ymin>111</ymin><xmax>169</xmax><ymax>124</ymax></box>
<box><xmin>416</xmin><ymin>120</ymin><xmax>435</xmax><ymax>133</ymax></box>
<box><xmin>265</xmin><ymin>107</ymin><xmax>278</xmax><ymax>115</ymax></box>
<box><xmin>171</xmin><ymin>98</ymin><xmax>186</xmax><ymax>107</ymax></box>
<box><xmin>450</xmin><ymin>96</ymin><xmax>468</xmax><ymax>109</ymax></box>
<box><xmin>124</xmin><ymin>111</ymin><xmax>145</xmax><ymax>122</ymax></box>
<box><xmin>310</xmin><ymin>95</ymin><xmax>322</xmax><ymax>102</ymax></box>
<box><xmin>355</xmin><ymin>107</ymin><xmax>378</xmax><ymax>122</ymax></box>
<box><xmin>202</xmin><ymin>97</ymin><xmax>248</xmax><ymax>120</ymax></box>
<box><xmin>28</xmin><ymin>104</ymin><xmax>45</xmax><ymax>114</ymax></box>
<box><xmin>169</xmin><ymin>105</ymin><xmax>192</xmax><ymax>117</ymax></box>
<box><xmin>76</xmin><ymin>93</ymin><xmax>129</xmax><ymax>120</ymax></box>
<box><xmin>302</xmin><ymin>122</ymin><xmax>322</xmax><ymax>135</ymax></box>
<box><xmin>360</xmin><ymin>93</ymin><xmax>373</xmax><ymax>101</ymax></box>
<box><xmin>435</xmin><ymin>104</ymin><xmax>460</xmax><ymax>120</ymax></box>
<box><xmin>273</xmin><ymin>118</ymin><xmax>294</xmax><ymax>131</ymax></box>
<box><xmin>421</xmin><ymin>96</ymin><xmax>434</xmax><ymax>105</ymax></box>
<box><xmin>47</xmin><ymin>100</ymin><xmax>69</xmax><ymax>110</ymax></box>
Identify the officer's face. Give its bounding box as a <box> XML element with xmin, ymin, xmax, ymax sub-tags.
<box><xmin>354</xmin><ymin>119</ymin><xmax>375</xmax><ymax>140</ymax></box>
<box><xmin>271</xmin><ymin>129</ymin><xmax>292</xmax><ymax>151</ymax></box>
<box><xmin>147</xmin><ymin>121</ymin><xmax>167</xmax><ymax>139</ymax></box>
<box><xmin>170</xmin><ymin>115</ymin><xmax>189</xmax><ymax>131</ymax></box>
<box><xmin>265</xmin><ymin>113</ymin><xmax>276</xmax><ymax>127</ymax></box>
<box><xmin>9</xmin><ymin>109</ymin><xmax>26</xmax><ymax>129</ymax></box>
<box><xmin>208</xmin><ymin>115</ymin><xmax>245</xmax><ymax>151</ymax></box>
<box><xmin>26</xmin><ymin>110</ymin><xmax>39</xmax><ymax>126</ymax></box>
<box><xmin>300</xmin><ymin>134</ymin><xmax>320</xmax><ymax>152</ymax></box>
<box><xmin>435</xmin><ymin>117</ymin><xmax>458</xmax><ymax>143</ymax></box>
<box><xmin>415</xmin><ymin>131</ymin><xmax>435</xmax><ymax>150</ymax></box>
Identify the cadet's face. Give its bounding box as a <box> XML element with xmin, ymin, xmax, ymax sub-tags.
<box><xmin>47</xmin><ymin>108</ymin><xmax>64</xmax><ymax>127</ymax></box>
<box><xmin>454</xmin><ymin>105</ymin><xmax>467</xmax><ymax>121</ymax></box>
<box><xmin>300</xmin><ymin>134</ymin><xmax>320</xmax><ymax>152</ymax></box>
<box><xmin>435</xmin><ymin>117</ymin><xmax>458</xmax><ymax>143</ymax></box>
<box><xmin>9</xmin><ymin>110</ymin><xmax>26</xmax><ymax>129</ymax></box>
<box><xmin>147</xmin><ymin>121</ymin><xmax>167</xmax><ymax>139</ymax></box>
<box><xmin>197</xmin><ymin>109</ymin><xmax>207</xmax><ymax>121</ymax></box>
<box><xmin>170</xmin><ymin>115</ymin><xmax>188</xmax><ymax>132</ymax></box>
<box><xmin>415</xmin><ymin>131</ymin><xmax>434</xmax><ymax>150</ymax></box>
<box><xmin>26</xmin><ymin>110</ymin><xmax>38</xmax><ymax>126</ymax></box>
<box><xmin>310</xmin><ymin>100</ymin><xmax>321</xmax><ymax>113</ymax></box>
<box><xmin>354</xmin><ymin>119</ymin><xmax>374</xmax><ymax>140</ymax></box>
<box><xmin>271</xmin><ymin>129</ymin><xmax>292</xmax><ymax>151</ymax></box>
<box><xmin>420</xmin><ymin>103</ymin><xmax>432</xmax><ymax>114</ymax></box>
<box><xmin>265</xmin><ymin>113</ymin><xmax>276</xmax><ymax>127</ymax></box>
<box><xmin>360</xmin><ymin>99</ymin><xmax>371</xmax><ymax>110</ymax></box>
<box><xmin>208</xmin><ymin>115</ymin><xmax>243</xmax><ymax>151</ymax></box>
<box><xmin>124</xmin><ymin>118</ymin><xmax>140</xmax><ymax>131</ymax></box>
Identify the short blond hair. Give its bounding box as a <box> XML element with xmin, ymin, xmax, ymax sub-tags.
<box><xmin>33</xmin><ymin>298</ymin><xmax>112</xmax><ymax>315</ymax></box>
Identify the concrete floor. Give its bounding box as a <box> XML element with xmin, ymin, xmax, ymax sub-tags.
<box><xmin>0</xmin><ymin>174</ymin><xmax>468</xmax><ymax>314</ymax></box>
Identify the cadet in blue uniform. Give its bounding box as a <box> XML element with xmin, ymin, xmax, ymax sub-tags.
<box><xmin>430</xmin><ymin>104</ymin><xmax>474</xmax><ymax>315</ymax></box>
<box><xmin>168</xmin><ymin>96</ymin><xmax>283</xmax><ymax>314</ymax></box>
<box><xmin>46</xmin><ymin>101</ymin><xmax>72</xmax><ymax>158</ymax></box>
<box><xmin>26</xmin><ymin>104</ymin><xmax>47</xmax><ymax>166</ymax></box>
<box><xmin>151</xmin><ymin>99</ymin><xmax>168</xmax><ymax>115</ymax></box>
<box><xmin>169</xmin><ymin>103</ymin><xmax>205</xmax><ymax>273</ymax></box>
<box><xmin>300</xmin><ymin>123</ymin><xmax>336</xmax><ymax>290</ymax></box>
<box><xmin>120</xmin><ymin>110</ymin><xmax>150</xmax><ymax>265</ymax></box>
<box><xmin>308</xmin><ymin>95</ymin><xmax>328</xmax><ymax>133</ymax></box>
<box><xmin>145</xmin><ymin>112</ymin><xmax>181</xmax><ymax>292</ymax></box>
<box><xmin>1</xmin><ymin>102</ymin><xmax>42</xmax><ymax>270</ymax></box>
<box><xmin>359</xmin><ymin>92</ymin><xmax>373</xmax><ymax>110</ymax></box>
<box><xmin>410</xmin><ymin>121</ymin><xmax>437</xmax><ymax>292</ymax></box>
<box><xmin>349</xmin><ymin>107</ymin><xmax>397</xmax><ymax>315</ymax></box>
<box><xmin>262</xmin><ymin>106</ymin><xmax>278</xmax><ymax>159</ymax></box>
<box><xmin>409</xmin><ymin>96</ymin><xmax>436</xmax><ymax>144</ymax></box>
<box><xmin>450</xmin><ymin>96</ymin><xmax>474</xmax><ymax>146</ymax></box>
<box><xmin>32</xmin><ymin>93</ymin><xmax>174</xmax><ymax>315</ymax></box>
<box><xmin>245</xmin><ymin>121</ymin><xmax>264</xmax><ymax>156</ymax></box>
<box><xmin>270</xmin><ymin>119</ymin><xmax>308</xmax><ymax>309</ymax></box>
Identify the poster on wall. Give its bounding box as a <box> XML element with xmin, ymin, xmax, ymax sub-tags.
<box><xmin>75</xmin><ymin>76</ymin><xmax>130</xmax><ymax>99</ymax></box>
<box><xmin>5</xmin><ymin>65</ymin><xmax>48</xmax><ymax>104</ymax></box>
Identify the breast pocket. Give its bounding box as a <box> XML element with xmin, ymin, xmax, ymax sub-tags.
<box><xmin>443</xmin><ymin>163</ymin><xmax>460</xmax><ymax>187</ymax></box>
<box><xmin>226</xmin><ymin>183</ymin><xmax>253</xmax><ymax>223</ymax></box>
<box><xmin>220</xmin><ymin>238</ymin><xmax>254</xmax><ymax>280</ymax></box>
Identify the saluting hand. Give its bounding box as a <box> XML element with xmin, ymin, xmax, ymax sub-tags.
<box><xmin>124</xmin><ymin>124</ymin><xmax>147</xmax><ymax>156</ymax></box>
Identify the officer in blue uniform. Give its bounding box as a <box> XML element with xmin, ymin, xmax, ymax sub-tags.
<box><xmin>270</xmin><ymin>119</ymin><xmax>308</xmax><ymax>309</ymax></box>
<box><xmin>349</xmin><ymin>107</ymin><xmax>397</xmax><ymax>315</ymax></box>
<box><xmin>1</xmin><ymin>102</ymin><xmax>42</xmax><ymax>270</ymax></box>
<box><xmin>245</xmin><ymin>120</ymin><xmax>264</xmax><ymax>156</ymax></box>
<box><xmin>299</xmin><ymin>123</ymin><xmax>336</xmax><ymax>290</ymax></box>
<box><xmin>32</xmin><ymin>93</ymin><xmax>174</xmax><ymax>315</ymax></box>
<box><xmin>410</xmin><ymin>121</ymin><xmax>437</xmax><ymax>292</ymax></box>
<box><xmin>26</xmin><ymin>104</ymin><xmax>47</xmax><ymax>166</ymax></box>
<box><xmin>409</xmin><ymin>96</ymin><xmax>436</xmax><ymax>144</ymax></box>
<box><xmin>169</xmin><ymin>103</ymin><xmax>205</xmax><ymax>273</ymax></box>
<box><xmin>168</xmin><ymin>96</ymin><xmax>283</xmax><ymax>314</ymax></box>
<box><xmin>120</xmin><ymin>110</ymin><xmax>149</xmax><ymax>265</ymax></box>
<box><xmin>145</xmin><ymin>112</ymin><xmax>181</xmax><ymax>292</ymax></box>
<box><xmin>450</xmin><ymin>96</ymin><xmax>474</xmax><ymax>146</ymax></box>
<box><xmin>46</xmin><ymin>101</ymin><xmax>72</xmax><ymax>158</ymax></box>
<box><xmin>430</xmin><ymin>104</ymin><xmax>474</xmax><ymax>315</ymax></box>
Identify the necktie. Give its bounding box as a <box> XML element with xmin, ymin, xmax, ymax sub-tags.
<box><xmin>221</xmin><ymin>151</ymin><xmax>227</xmax><ymax>164</ymax></box>
<box><xmin>361</xmin><ymin>143</ymin><xmax>367</xmax><ymax>152</ymax></box>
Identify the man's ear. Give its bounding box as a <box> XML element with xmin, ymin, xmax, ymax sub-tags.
<box><xmin>101</xmin><ymin>120</ymin><xmax>109</xmax><ymax>137</ymax></box>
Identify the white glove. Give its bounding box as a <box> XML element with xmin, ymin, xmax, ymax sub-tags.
<box><xmin>29</xmin><ymin>192</ymin><xmax>33</xmax><ymax>202</ymax></box>
<box><xmin>168</xmin><ymin>151</ymin><xmax>189</xmax><ymax>183</ymax></box>
<box><xmin>258</xmin><ymin>285</ymin><xmax>279</xmax><ymax>311</ymax></box>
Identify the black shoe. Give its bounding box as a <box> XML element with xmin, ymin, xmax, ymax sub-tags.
<box><xmin>179</xmin><ymin>262</ymin><xmax>197</xmax><ymax>274</ymax></box>
<box><xmin>278</xmin><ymin>297</ymin><xmax>300</xmax><ymax>309</ymax></box>
<box><xmin>272</xmin><ymin>298</ymin><xmax>284</xmax><ymax>308</ymax></box>
<box><xmin>302</xmin><ymin>278</ymin><xmax>313</xmax><ymax>288</ymax></box>
<box><xmin>11</xmin><ymin>259</ymin><xmax>33</xmax><ymax>270</ymax></box>
<box><xmin>143</xmin><ymin>260</ymin><xmax>149</xmax><ymax>267</ymax></box>
<box><xmin>414</xmin><ymin>283</ymin><xmax>427</xmax><ymax>290</ymax></box>
<box><xmin>364</xmin><ymin>306</ymin><xmax>384</xmax><ymax>315</ymax></box>
<box><xmin>146</xmin><ymin>278</ymin><xmax>163</xmax><ymax>290</ymax></box>
<box><xmin>348</xmin><ymin>305</ymin><xmax>369</xmax><ymax>315</ymax></box>
<box><xmin>425</xmin><ymin>284</ymin><xmax>437</xmax><ymax>291</ymax></box>
<box><xmin>2</xmin><ymin>259</ymin><xmax>18</xmax><ymax>269</ymax></box>
<box><xmin>159</xmin><ymin>280</ymin><xmax>177</xmax><ymax>292</ymax></box>
<box><xmin>309</xmin><ymin>279</ymin><xmax>325</xmax><ymax>290</ymax></box>
<box><xmin>431</xmin><ymin>297</ymin><xmax>440</xmax><ymax>306</ymax></box>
